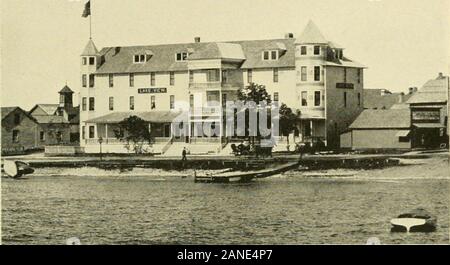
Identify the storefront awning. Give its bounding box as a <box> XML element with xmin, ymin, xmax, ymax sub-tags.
<box><xmin>85</xmin><ymin>111</ymin><xmax>184</xmax><ymax>124</ymax></box>
<box><xmin>395</xmin><ymin>130</ymin><xmax>411</xmax><ymax>137</ymax></box>
<box><xmin>413</xmin><ymin>123</ymin><xmax>445</xmax><ymax>128</ymax></box>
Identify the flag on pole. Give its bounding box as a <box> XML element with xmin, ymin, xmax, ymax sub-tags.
<box><xmin>82</xmin><ymin>1</ymin><xmax>91</xmax><ymax>18</ymax></box>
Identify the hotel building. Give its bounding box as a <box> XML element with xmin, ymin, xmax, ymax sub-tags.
<box><xmin>79</xmin><ymin>21</ymin><xmax>365</xmax><ymax>154</ymax></box>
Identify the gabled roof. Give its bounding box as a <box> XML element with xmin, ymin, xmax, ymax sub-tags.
<box><xmin>363</xmin><ymin>89</ymin><xmax>413</xmax><ymax>110</ymax></box>
<box><xmin>406</xmin><ymin>75</ymin><xmax>448</xmax><ymax>104</ymax></box>
<box><xmin>33</xmin><ymin>115</ymin><xmax>69</xmax><ymax>124</ymax></box>
<box><xmin>29</xmin><ymin>104</ymin><xmax>59</xmax><ymax>116</ymax></box>
<box><xmin>85</xmin><ymin>111</ymin><xmax>182</xmax><ymax>124</ymax></box>
<box><xmin>81</xmin><ymin>39</ymin><xmax>99</xmax><ymax>56</ymax></box>
<box><xmin>349</xmin><ymin>109</ymin><xmax>411</xmax><ymax>129</ymax></box>
<box><xmin>296</xmin><ymin>20</ymin><xmax>328</xmax><ymax>44</ymax></box>
<box><xmin>1</xmin><ymin>106</ymin><xmax>39</xmax><ymax>124</ymax></box>
<box><xmin>59</xmin><ymin>85</ymin><xmax>74</xmax><ymax>94</ymax></box>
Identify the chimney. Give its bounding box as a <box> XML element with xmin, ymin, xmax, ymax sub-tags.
<box><xmin>284</xmin><ymin>33</ymin><xmax>294</xmax><ymax>39</ymax></box>
<box><xmin>438</xmin><ymin>72</ymin><xmax>444</xmax><ymax>79</ymax></box>
<box><xmin>194</xmin><ymin>37</ymin><xmax>201</xmax><ymax>43</ymax></box>
<box><xmin>114</xmin><ymin>47</ymin><xmax>121</xmax><ymax>55</ymax></box>
<box><xmin>398</xmin><ymin>93</ymin><xmax>404</xmax><ymax>103</ymax></box>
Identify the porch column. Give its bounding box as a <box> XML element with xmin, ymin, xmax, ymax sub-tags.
<box><xmin>310</xmin><ymin>120</ymin><xmax>314</xmax><ymax>138</ymax></box>
<box><xmin>105</xmin><ymin>124</ymin><xmax>108</xmax><ymax>144</ymax></box>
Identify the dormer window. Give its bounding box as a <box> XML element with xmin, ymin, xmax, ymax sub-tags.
<box><xmin>176</xmin><ymin>52</ymin><xmax>188</xmax><ymax>62</ymax></box>
<box><xmin>314</xmin><ymin>46</ymin><xmax>320</xmax><ymax>55</ymax></box>
<box><xmin>262</xmin><ymin>50</ymin><xmax>279</xmax><ymax>61</ymax></box>
<box><xmin>134</xmin><ymin>54</ymin><xmax>146</xmax><ymax>63</ymax></box>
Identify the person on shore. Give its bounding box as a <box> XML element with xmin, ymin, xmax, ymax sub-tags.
<box><xmin>182</xmin><ymin>147</ymin><xmax>187</xmax><ymax>161</ymax></box>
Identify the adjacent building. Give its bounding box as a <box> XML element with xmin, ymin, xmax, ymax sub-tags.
<box><xmin>79</xmin><ymin>21</ymin><xmax>365</xmax><ymax>154</ymax></box>
<box><xmin>1</xmin><ymin>107</ymin><xmax>42</xmax><ymax>155</ymax></box>
<box><xmin>29</xmin><ymin>85</ymin><xmax>80</xmax><ymax>145</ymax></box>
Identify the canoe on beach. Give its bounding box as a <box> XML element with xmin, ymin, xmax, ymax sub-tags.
<box><xmin>194</xmin><ymin>162</ymin><xmax>299</xmax><ymax>183</ymax></box>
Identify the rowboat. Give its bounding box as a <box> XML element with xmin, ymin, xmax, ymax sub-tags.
<box><xmin>194</xmin><ymin>162</ymin><xmax>299</xmax><ymax>183</ymax></box>
<box><xmin>390</xmin><ymin>208</ymin><xmax>437</xmax><ymax>232</ymax></box>
<box><xmin>1</xmin><ymin>160</ymin><xmax>34</xmax><ymax>179</ymax></box>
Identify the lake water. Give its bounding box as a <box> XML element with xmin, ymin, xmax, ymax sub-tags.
<box><xmin>2</xmin><ymin>156</ymin><xmax>449</xmax><ymax>245</ymax></box>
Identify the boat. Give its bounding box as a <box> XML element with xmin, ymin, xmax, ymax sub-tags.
<box><xmin>390</xmin><ymin>208</ymin><xmax>437</xmax><ymax>232</ymax></box>
<box><xmin>194</xmin><ymin>162</ymin><xmax>299</xmax><ymax>183</ymax></box>
<box><xmin>1</xmin><ymin>160</ymin><xmax>34</xmax><ymax>179</ymax></box>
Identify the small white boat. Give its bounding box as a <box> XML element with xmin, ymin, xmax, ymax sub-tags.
<box><xmin>2</xmin><ymin>160</ymin><xmax>34</xmax><ymax>179</ymax></box>
<box><xmin>390</xmin><ymin>218</ymin><xmax>426</xmax><ymax>232</ymax></box>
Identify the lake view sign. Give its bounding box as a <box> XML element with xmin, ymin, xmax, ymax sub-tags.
<box><xmin>138</xmin><ymin>87</ymin><xmax>167</xmax><ymax>94</ymax></box>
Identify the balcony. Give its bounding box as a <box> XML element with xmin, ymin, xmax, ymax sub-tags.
<box><xmin>189</xmin><ymin>81</ymin><xmax>242</xmax><ymax>91</ymax></box>
<box><xmin>190</xmin><ymin>106</ymin><xmax>221</xmax><ymax>116</ymax></box>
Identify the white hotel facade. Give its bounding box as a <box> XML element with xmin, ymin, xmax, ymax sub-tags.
<box><xmin>79</xmin><ymin>21</ymin><xmax>365</xmax><ymax>154</ymax></box>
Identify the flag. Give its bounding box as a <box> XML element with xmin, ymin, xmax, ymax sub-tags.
<box><xmin>82</xmin><ymin>1</ymin><xmax>90</xmax><ymax>18</ymax></box>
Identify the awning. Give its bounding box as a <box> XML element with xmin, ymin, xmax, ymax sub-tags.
<box><xmin>413</xmin><ymin>123</ymin><xmax>445</xmax><ymax>128</ymax></box>
<box><xmin>85</xmin><ymin>111</ymin><xmax>184</xmax><ymax>124</ymax></box>
<box><xmin>395</xmin><ymin>130</ymin><xmax>411</xmax><ymax>137</ymax></box>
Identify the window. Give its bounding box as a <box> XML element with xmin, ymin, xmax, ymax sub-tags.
<box><xmin>89</xmin><ymin>126</ymin><xmax>95</xmax><ymax>139</ymax></box>
<box><xmin>109</xmin><ymin>74</ymin><xmax>114</xmax><ymax>87</ymax></box>
<box><xmin>129</xmin><ymin>73</ymin><xmax>134</xmax><ymax>87</ymax></box>
<box><xmin>271</xmin><ymin>50</ymin><xmax>278</xmax><ymax>60</ymax></box>
<box><xmin>301</xmin><ymin>66</ymin><xmax>307</xmax><ymax>81</ymax></box>
<box><xmin>82</xmin><ymin>126</ymin><xmax>85</xmax><ymax>140</ymax></box>
<box><xmin>357</xmin><ymin>93</ymin><xmax>361</xmax><ymax>106</ymax></box>
<box><xmin>301</xmin><ymin>91</ymin><xmax>308</xmax><ymax>106</ymax></box>
<box><xmin>150</xmin><ymin>72</ymin><xmax>155</xmax><ymax>86</ymax></box>
<box><xmin>206</xmin><ymin>69</ymin><xmax>219</xmax><ymax>82</ymax></box>
<box><xmin>399</xmin><ymin>136</ymin><xmax>409</xmax><ymax>143</ymax></box>
<box><xmin>300</xmin><ymin>46</ymin><xmax>307</xmax><ymax>55</ymax></box>
<box><xmin>82</xmin><ymin>97</ymin><xmax>87</xmax><ymax>111</ymax></box>
<box><xmin>109</xmin><ymin>97</ymin><xmax>114</xmax><ymax>111</ymax></box>
<box><xmin>12</xmin><ymin>130</ymin><xmax>19</xmax><ymax>143</ymax></box>
<box><xmin>314</xmin><ymin>66</ymin><xmax>320</xmax><ymax>81</ymax></box>
<box><xmin>14</xmin><ymin>114</ymin><xmax>20</xmax><ymax>125</ymax></box>
<box><xmin>262</xmin><ymin>50</ymin><xmax>278</xmax><ymax>61</ymax></box>
<box><xmin>273</xmin><ymin>68</ymin><xmax>279</xmax><ymax>83</ymax></box>
<box><xmin>314</xmin><ymin>46</ymin><xmax>320</xmax><ymax>55</ymax></box>
<box><xmin>40</xmin><ymin>131</ymin><xmax>45</xmax><ymax>141</ymax></box>
<box><xmin>273</xmin><ymin>92</ymin><xmax>279</xmax><ymax>102</ymax></box>
<box><xmin>82</xmin><ymin>74</ymin><xmax>87</xmax><ymax>87</ymax></box>
<box><xmin>189</xmin><ymin>71</ymin><xmax>194</xmax><ymax>83</ymax></box>
<box><xmin>344</xmin><ymin>67</ymin><xmax>347</xmax><ymax>83</ymax></box>
<box><xmin>343</xmin><ymin>92</ymin><xmax>347</xmax><ymax>108</ymax></box>
<box><xmin>134</xmin><ymin>54</ymin><xmax>146</xmax><ymax>63</ymax></box>
<box><xmin>304</xmin><ymin>123</ymin><xmax>311</xmax><ymax>137</ymax></box>
<box><xmin>129</xmin><ymin>96</ymin><xmax>134</xmax><ymax>110</ymax></box>
<box><xmin>89</xmin><ymin>74</ymin><xmax>95</xmax><ymax>87</ymax></box>
<box><xmin>170</xmin><ymin>95</ymin><xmax>175</xmax><ymax>109</ymax></box>
<box><xmin>314</xmin><ymin>91</ymin><xmax>321</xmax><ymax>106</ymax></box>
<box><xmin>82</xmin><ymin>57</ymin><xmax>87</xmax><ymax>65</ymax></box>
<box><xmin>222</xmin><ymin>70</ymin><xmax>227</xmax><ymax>83</ymax></box>
<box><xmin>357</xmin><ymin>69</ymin><xmax>361</xmax><ymax>84</ymax></box>
<box><xmin>176</xmin><ymin>52</ymin><xmax>188</xmax><ymax>61</ymax></box>
<box><xmin>89</xmin><ymin>57</ymin><xmax>95</xmax><ymax>65</ymax></box>
<box><xmin>170</xmin><ymin>72</ymin><xmax>175</xmax><ymax>85</ymax></box>
<box><xmin>151</xmin><ymin>96</ymin><xmax>156</xmax><ymax>109</ymax></box>
<box><xmin>222</xmin><ymin>93</ymin><xmax>227</xmax><ymax>107</ymax></box>
<box><xmin>89</xmin><ymin>97</ymin><xmax>95</xmax><ymax>111</ymax></box>
<box><xmin>247</xmin><ymin>69</ymin><xmax>253</xmax><ymax>83</ymax></box>
<box><xmin>189</xmin><ymin>94</ymin><xmax>194</xmax><ymax>109</ymax></box>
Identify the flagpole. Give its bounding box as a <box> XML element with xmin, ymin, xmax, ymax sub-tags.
<box><xmin>89</xmin><ymin>0</ymin><xmax>92</xmax><ymax>39</ymax></box>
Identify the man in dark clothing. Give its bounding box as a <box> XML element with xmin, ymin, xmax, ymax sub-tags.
<box><xmin>182</xmin><ymin>147</ymin><xmax>187</xmax><ymax>161</ymax></box>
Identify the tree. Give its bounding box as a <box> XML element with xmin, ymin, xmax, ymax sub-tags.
<box><xmin>279</xmin><ymin>103</ymin><xmax>301</xmax><ymax>150</ymax></box>
<box><xmin>114</xmin><ymin>116</ymin><xmax>154</xmax><ymax>154</ymax></box>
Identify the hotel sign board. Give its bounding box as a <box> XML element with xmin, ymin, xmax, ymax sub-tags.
<box><xmin>138</xmin><ymin>88</ymin><xmax>167</xmax><ymax>94</ymax></box>
<box><xmin>336</xmin><ymin>83</ymin><xmax>354</xmax><ymax>89</ymax></box>
<box><xmin>412</xmin><ymin>110</ymin><xmax>440</xmax><ymax>122</ymax></box>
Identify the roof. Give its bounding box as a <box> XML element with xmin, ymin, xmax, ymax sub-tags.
<box><xmin>188</xmin><ymin>42</ymin><xmax>245</xmax><ymax>60</ymax></box>
<box><xmin>29</xmin><ymin>104</ymin><xmax>59</xmax><ymax>116</ymax></box>
<box><xmin>349</xmin><ymin>109</ymin><xmax>411</xmax><ymax>129</ymax></box>
<box><xmin>59</xmin><ymin>85</ymin><xmax>74</xmax><ymax>94</ymax></box>
<box><xmin>413</xmin><ymin>123</ymin><xmax>445</xmax><ymax>128</ymax></box>
<box><xmin>407</xmin><ymin>75</ymin><xmax>448</xmax><ymax>104</ymax></box>
<box><xmin>33</xmin><ymin>115</ymin><xmax>69</xmax><ymax>124</ymax></box>
<box><xmin>81</xmin><ymin>39</ymin><xmax>99</xmax><ymax>56</ymax></box>
<box><xmin>295</xmin><ymin>20</ymin><xmax>328</xmax><ymax>44</ymax></box>
<box><xmin>1</xmin><ymin>106</ymin><xmax>39</xmax><ymax>124</ymax></box>
<box><xmin>84</xmin><ymin>111</ymin><xmax>183</xmax><ymax>124</ymax></box>
<box><xmin>363</xmin><ymin>89</ymin><xmax>413</xmax><ymax>110</ymax></box>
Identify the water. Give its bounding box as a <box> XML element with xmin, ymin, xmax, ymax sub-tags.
<box><xmin>2</xmin><ymin>156</ymin><xmax>449</xmax><ymax>245</ymax></box>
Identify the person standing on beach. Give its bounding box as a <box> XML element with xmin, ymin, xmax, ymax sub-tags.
<box><xmin>182</xmin><ymin>147</ymin><xmax>187</xmax><ymax>161</ymax></box>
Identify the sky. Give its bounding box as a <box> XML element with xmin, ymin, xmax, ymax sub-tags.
<box><xmin>1</xmin><ymin>0</ymin><xmax>449</xmax><ymax>109</ymax></box>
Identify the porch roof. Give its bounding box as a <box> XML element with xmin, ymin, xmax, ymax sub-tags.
<box><xmin>413</xmin><ymin>123</ymin><xmax>445</xmax><ymax>128</ymax></box>
<box><xmin>85</xmin><ymin>111</ymin><xmax>183</xmax><ymax>124</ymax></box>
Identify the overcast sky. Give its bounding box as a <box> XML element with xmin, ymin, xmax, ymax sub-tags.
<box><xmin>1</xmin><ymin>0</ymin><xmax>449</xmax><ymax>109</ymax></box>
